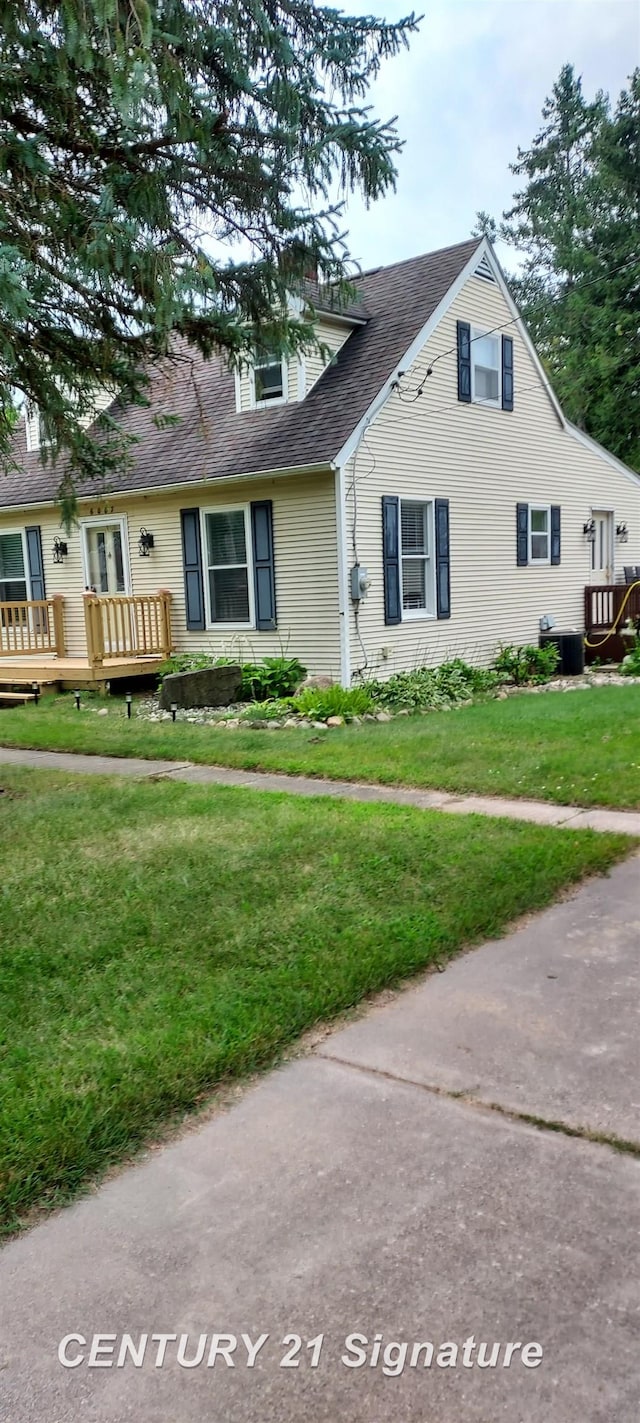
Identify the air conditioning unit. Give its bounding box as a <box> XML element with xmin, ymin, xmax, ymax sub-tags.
<box><xmin>539</xmin><ymin>630</ymin><xmax>584</xmax><ymax>676</ymax></box>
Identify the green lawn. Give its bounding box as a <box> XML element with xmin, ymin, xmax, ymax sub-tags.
<box><xmin>0</xmin><ymin>766</ymin><xmax>633</xmax><ymax>1233</ymax></box>
<box><xmin>0</xmin><ymin>683</ymin><xmax>639</xmax><ymax>807</ymax></box>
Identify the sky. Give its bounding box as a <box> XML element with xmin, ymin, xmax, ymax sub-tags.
<box><xmin>333</xmin><ymin>0</ymin><xmax>640</xmax><ymax>271</ymax></box>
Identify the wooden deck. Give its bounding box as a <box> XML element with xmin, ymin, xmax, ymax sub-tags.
<box><xmin>0</xmin><ymin>591</ymin><xmax>173</xmax><ymax>688</ymax></box>
<box><xmin>0</xmin><ymin>654</ymin><xmax>166</xmax><ymax>688</ymax></box>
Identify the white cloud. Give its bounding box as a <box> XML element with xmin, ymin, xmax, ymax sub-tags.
<box><xmin>334</xmin><ymin>0</ymin><xmax>639</xmax><ymax>268</ymax></box>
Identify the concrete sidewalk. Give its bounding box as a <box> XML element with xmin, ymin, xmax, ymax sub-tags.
<box><xmin>1</xmin><ymin>742</ymin><xmax>640</xmax><ymax>834</ymax></box>
<box><xmin>1</xmin><ymin>856</ymin><xmax>639</xmax><ymax>1422</ymax></box>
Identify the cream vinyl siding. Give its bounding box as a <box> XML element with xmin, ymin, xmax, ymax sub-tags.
<box><xmin>344</xmin><ymin>272</ymin><xmax>640</xmax><ymax>677</ymax></box>
<box><xmin>4</xmin><ymin>471</ymin><xmax>342</xmax><ymax>674</ymax></box>
<box><xmin>302</xmin><ymin>319</ymin><xmax>351</xmax><ymax>393</ymax></box>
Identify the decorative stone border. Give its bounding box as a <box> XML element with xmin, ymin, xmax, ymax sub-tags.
<box><xmin>122</xmin><ymin>671</ymin><xmax>640</xmax><ymax>731</ymax></box>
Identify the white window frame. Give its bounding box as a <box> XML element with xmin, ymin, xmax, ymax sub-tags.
<box><xmin>399</xmin><ymin>498</ymin><xmax>436</xmax><ymax>621</ymax></box>
<box><xmin>201</xmin><ymin>504</ymin><xmax>255</xmax><ymax>630</ymax></box>
<box><xmin>80</xmin><ymin>514</ymin><xmax>132</xmax><ymax>594</ymax></box>
<box><xmin>470</xmin><ymin>326</ymin><xmax>501</xmax><ymax>408</ymax></box>
<box><xmin>528</xmin><ymin>504</ymin><xmax>551</xmax><ymax>565</ymax></box>
<box><xmin>0</xmin><ymin>527</ymin><xmax>30</xmax><ymax>602</ymax></box>
<box><xmin>251</xmin><ymin>352</ymin><xmax>288</xmax><ymax>409</ymax></box>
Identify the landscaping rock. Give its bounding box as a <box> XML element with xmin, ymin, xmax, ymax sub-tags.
<box><xmin>159</xmin><ymin>664</ymin><xmax>242</xmax><ymax>711</ymax></box>
<box><xmin>375</xmin><ymin>710</ymin><xmax>393</xmax><ymax>722</ymax></box>
<box><xmin>312</xmin><ymin>721</ymin><xmax>329</xmax><ymax>730</ymax></box>
<box><xmin>284</xmin><ymin>717</ymin><xmax>300</xmax><ymax>729</ymax></box>
<box><xmin>326</xmin><ymin>715</ymin><xmax>344</xmax><ymax>727</ymax></box>
<box><xmin>298</xmin><ymin>675</ymin><xmax>335</xmax><ymax>692</ymax></box>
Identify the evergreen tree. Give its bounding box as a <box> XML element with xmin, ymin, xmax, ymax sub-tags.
<box><xmin>0</xmin><ymin>0</ymin><xmax>417</xmax><ymax>505</ymax></box>
<box><xmin>480</xmin><ymin>65</ymin><xmax>640</xmax><ymax>470</ymax></box>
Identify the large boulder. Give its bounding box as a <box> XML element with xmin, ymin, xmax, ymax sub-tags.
<box><xmin>159</xmin><ymin>664</ymin><xmax>242</xmax><ymax>710</ymax></box>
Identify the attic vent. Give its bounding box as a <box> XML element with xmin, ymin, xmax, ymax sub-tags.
<box><xmin>473</xmin><ymin>254</ymin><xmax>496</xmax><ymax>283</ymax></box>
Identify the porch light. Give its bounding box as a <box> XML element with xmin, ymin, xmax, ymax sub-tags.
<box><xmin>616</xmin><ymin>522</ymin><xmax>629</xmax><ymax>543</ymax></box>
<box><xmin>52</xmin><ymin>537</ymin><xmax>68</xmax><ymax>564</ymax></box>
<box><xmin>126</xmin><ymin>693</ymin><xmax>133</xmax><ymax>719</ymax></box>
<box><xmin>170</xmin><ymin>702</ymin><xmax>178</xmax><ymax>723</ymax></box>
<box><xmin>583</xmin><ymin>518</ymin><xmax>596</xmax><ymax>543</ymax></box>
<box><xmin>138</xmin><ymin>527</ymin><xmax>155</xmax><ymax>557</ymax></box>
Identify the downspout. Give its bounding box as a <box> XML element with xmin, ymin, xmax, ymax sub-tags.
<box><xmin>334</xmin><ymin>462</ymin><xmax>351</xmax><ymax>687</ymax></box>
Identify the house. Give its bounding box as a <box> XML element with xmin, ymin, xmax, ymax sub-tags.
<box><xmin>2</xmin><ymin>235</ymin><xmax>639</xmax><ymax>690</ymax></box>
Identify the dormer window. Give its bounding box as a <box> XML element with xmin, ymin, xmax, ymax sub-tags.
<box><xmin>253</xmin><ymin>351</ymin><xmax>286</xmax><ymax>406</ymax></box>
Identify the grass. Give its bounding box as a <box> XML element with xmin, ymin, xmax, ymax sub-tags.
<box><xmin>0</xmin><ymin>766</ymin><xmax>633</xmax><ymax>1234</ymax></box>
<box><xmin>0</xmin><ymin>683</ymin><xmax>640</xmax><ymax>807</ymax></box>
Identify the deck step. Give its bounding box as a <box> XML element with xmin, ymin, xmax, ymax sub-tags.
<box><xmin>0</xmin><ymin>691</ymin><xmax>37</xmax><ymax>703</ymax></box>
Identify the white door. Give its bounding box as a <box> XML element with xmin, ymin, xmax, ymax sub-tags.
<box><xmin>591</xmin><ymin>512</ymin><xmax>614</xmax><ymax>583</ymax></box>
<box><xmin>85</xmin><ymin>522</ymin><xmax>127</xmax><ymax>595</ymax></box>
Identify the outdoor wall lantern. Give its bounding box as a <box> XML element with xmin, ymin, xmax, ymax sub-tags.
<box><xmin>583</xmin><ymin>518</ymin><xmax>596</xmax><ymax>543</ymax></box>
<box><xmin>52</xmin><ymin>537</ymin><xmax>68</xmax><ymax>563</ymax></box>
<box><xmin>616</xmin><ymin>522</ymin><xmax>629</xmax><ymax>543</ymax></box>
<box><xmin>138</xmin><ymin>527</ymin><xmax>155</xmax><ymax>557</ymax></box>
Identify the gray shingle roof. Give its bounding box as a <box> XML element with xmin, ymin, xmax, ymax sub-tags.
<box><xmin>2</xmin><ymin>238</ymin><xmax>481</xmax><ymax>509</ymax></box>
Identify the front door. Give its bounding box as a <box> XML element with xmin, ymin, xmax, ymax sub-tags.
<box><xmin>591</xmin><ymin>511</ymin><xmax>614</xmax><ymax>583</ymax></box>
<box><xmin>84</xmin><ymin>522</ymin><xmax>127</xmax><ymax>595</ymax></box>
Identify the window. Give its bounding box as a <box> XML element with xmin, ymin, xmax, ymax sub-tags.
<box><xmin>0</xmin><ymin>532</ymin><xmax>27</xmax><ymax>601</ymax></box>
<box><xmin>471</xmin><ymin>330</ymin><xmax>501</xmax><ymax>405</ymax></box>
<box><xmin>400</xmin><ymin>500</ymin><xmax>435</xmax><ymax>617</ymax></box>
<box><xmin>529</xmin><ymin>506</ymin><xmax>550</xmax><ymax>563</ymax></box>
<box><xmin>253</xmin><ymin>351</ymin><xmax>285</xmax><ymax>405</ymax></box>
<box><xmin>204</xmin><ymin>508</ymin><xmax>252</xmax><ymax>624</ymax></box>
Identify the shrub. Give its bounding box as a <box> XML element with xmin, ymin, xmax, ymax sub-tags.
<box><xmin>239</xmin><ymin>656</ymin><xmax>306</xmax><ymax>701</ymax></box>
<box><xmin>294</xmin><ymin>684</ymin><xmax>374</xmax><ymax>720</ymax></box>
<box><xmin>621</xmin><ymin>635</ymin><xmax>640</xmax><ymax>676</ymax></box>
<box><xmin>492</xmin><ymin>643</ymin><xmax>559</xmax><ymax>685</ymax></box>
<box><xmin>369</xmin><ymin>659</ymin><xmax>497</xmax><ymax>711</ymax></box>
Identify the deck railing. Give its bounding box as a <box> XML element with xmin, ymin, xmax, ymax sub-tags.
<box><xmin>84</xmin><ymin>591</ymin><xmax>173</xmax><ymax>665</ymax></box>
<box><xmin>0</xmin><ymin>595</ymin><xmax>66</xmax><ymax>657</ymax></box>
<box><xmin>584</xmin><ymin>582</ymin><xmax>640</xmax><ymax>633</ymax></box>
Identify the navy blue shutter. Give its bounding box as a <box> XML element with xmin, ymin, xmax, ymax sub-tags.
<box><xmin>516</xmin><ymin>504</ymin><xmax>529</xmax><ymax>566</ymax></box>
<box><xmin>457</xmin><ymin>322</ymin><xmax>471</xmax><ymax>403</ymax></box>
<box><xmin>550</xmin><ymin>505</ymin><xmax>561</xmax><ymax>565</ymax></box>
<box><xmin>25</xmin><ymin>526</ymin><xmax>46</xmax><ymax>599</ymax></box>
<box><xmin>502</xmin><ymin>336</ymin><xmax>514</xmax><ymax>411</ymax></box>
<box><xmin>382</xmin><ymin>496</ymin><xmax>401</xmax><ymax>625</ymax></box>
<box><xmin>250</xmin><ymin>500</ymin><xmax>277</xmax><ymax>629</ymax></box>
<box><xmin>180</xmin><ymin>508</ymin><xmax>205</xmax><ymax>630</ymax></box>
<box><xmin>434</xmin><ymin>499</ymin><xmax>451</xmax><ymax>619</ymax></box>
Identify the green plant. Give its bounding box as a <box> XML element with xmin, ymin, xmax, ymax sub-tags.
<box><xmin>369</xmin><ymin>659</ymin><xmax>497</xmax><ymax>711</ymax></box>
<box><xmin>157</xmin><ymin>653</ymin><xmax>218</xmax><ymax>678</ymax></box>
<box><xmin>238</xmin><ymin>698</ymin><xmax>296</xmax><ymax>721</ymax></box>
<box><xmin>492</xmin><ymin>643</ymin><xmax>560</xmax><ymax>685</ymax></box>
<box><xmin>293</xmin><ymin>684</ymin><xmax>373</xmax><ymax>720</ymax></box>
<box><xmin>620</xmin><ymin>637</ymin><xmax>640</xmax><ymax>676</ymax></box>
<box><xmin>239</xmin><ymin>656</ymin><xmax>307</xmax><ymax>701</ymax></box>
